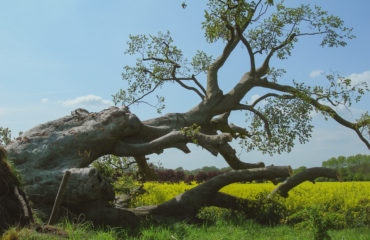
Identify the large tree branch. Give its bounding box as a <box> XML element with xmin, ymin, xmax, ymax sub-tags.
<box><xmin>206</xmin><ymin>9</ymin><xmax>255</xmax><ymax>98</ymax></box>
<box><xmin>207</xmin><ymin>36</ymin><xmax>237</xmax><ymax>98</ymax></box>
<box><xmin>236</xmin><ymin>26</ymin><xmax>256</xmax><ymax>74</ymax></box>
<box><xmin>214</xmin><ymin>143</ymin><xmax>265</xmax><ymax>169</ymax></box>
<box><xmin>256</xmin><ymin>80</ymin><xmax>370</xmax><ymax>149</ymax></box>
<box><xmin>150</xmin><ymin>166</ymin><xmax>292</xmax><ymax>217</ymax></box>
<box><xmin>79</xmin><ymin>166</ymin><xmax>292</xmax><ymax>226</ymax></box>
<box><xmin>113</xmin><ymin>130</ymin><xmax>232</xmax><ymax>157</ymax></box>
<box><xmin>206</xmin><ymin>3</ymin><xmax>260</xmax><ymax>98</ymax></box>
<box><xmin>269</xmin><ymin>167</ymin><xmax>340</xmax><ymax>198</ymax></box>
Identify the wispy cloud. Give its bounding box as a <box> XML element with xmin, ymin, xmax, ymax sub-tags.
<box><xmin>41</xmin><ymin>98</ymin><xmax>48</xmax><ymax>103</ymax></box>
<box><xmin>347</xmin><ymin>70</ymin><xmax>370</xmax><ymax>86</ymax></box>
<box><xmin>309</xmin><ymin>70</ymin><xmax>324</xmax><ymax>78</ymax></box>
<box><xmin>249</xmin><ymin>94</ymin><xmax>267</xmax><ymax>106</ymax></box>
<box><xmin>60</xmin><ymin>94</ymin><xmax>113</xmax><ymax>108</ymax></box>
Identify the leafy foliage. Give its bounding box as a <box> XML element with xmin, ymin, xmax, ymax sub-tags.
<box><xmin>242</xmin><ymin>97</ymin><xmax>313</xmax><ymax>155</ymax></box>
<box><xmin>0</xmin><ymin>127</ymin><xmax>12</xmax><ymax>146</ymax></box>
<box><xmin>0</xmin><ymin>126</ymin><xmax>24</xmax><ymax>146</ymax></box>
<box><xmin>113</xmin><ymin>31</ymin><xmax>212</xmax><ymax>112</ymax></box>
<box><xmin>180</xmin><ymin>123</ymin><xmax>202</xmax><ymax>144</ymax></box>
<box><xmin>246</xmin><ymin>3</ymin><xmax>354</xmax><ymax>59</ymax></box>
<box><xmin>91</xmin><ymin>155</ymin><xmax>141</xmax><ymax>195</ymax></box>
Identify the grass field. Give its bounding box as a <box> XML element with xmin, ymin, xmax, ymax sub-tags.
<box><xmin>2</xmin><ymin>218</ymin><xmax>369</xmax><ymax>240</ymax></box>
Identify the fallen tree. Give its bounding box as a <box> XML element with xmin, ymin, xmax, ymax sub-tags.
<box><xmin>2</xmin><ymin>0</ymin><xmax>369</xmax><ymax>228</ymax></box>
<box><xmin>1</xmin><ymin>140</ymin><xmax>342</xmax><ymax>229</ymax></box>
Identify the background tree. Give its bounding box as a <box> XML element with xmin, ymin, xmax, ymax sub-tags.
<box><xmin>321</xmin><ymin>154</ymin><xmax>369</xmax><ymax>181</ymax></box>
<box><xmin>3</xmin><ymin>0</ymin><xmax>369</xmax><ymax>226</ymax></box>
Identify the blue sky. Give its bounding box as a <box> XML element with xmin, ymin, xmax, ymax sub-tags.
<box><xmin>1</xmin><ymin>0</ymin><xmax>369</xmax><ymax>170</ymax></box>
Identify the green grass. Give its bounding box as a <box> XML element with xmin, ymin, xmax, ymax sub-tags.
<box><xmin>2</xmin><ymin>219</ymin><xmax>369</xmax><ymax>240</ymax></box>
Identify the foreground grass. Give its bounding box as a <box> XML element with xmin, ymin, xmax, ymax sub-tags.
<box><xmin>2</xmin><ymin>182</ymin><xmax>368</xmax><ymax>239</ymax></box>
<box><xmin>2</xmin><ymin>219</ymin><xmax>369</xmax><ymax>240</ymax></box>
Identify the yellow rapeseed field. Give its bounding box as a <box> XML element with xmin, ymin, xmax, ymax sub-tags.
<box><xmin>132</xmin><ymin>181</ymin><xmax>370</xmax><ymax>214</ymax></box>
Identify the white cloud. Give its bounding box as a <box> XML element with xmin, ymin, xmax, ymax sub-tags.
<box><xmin>250</xmin><ymin>94</ymin><xmax>261</xmax><ymax>103</ymax></box>
<box><xmin>347</xmin><ymin>70</ymin><xmax>370</xmax><ymax>86</ymax></box>
<box><xmin>60</xmin><ymin>95</ymin><xmax>113</xmax><ymax>108</ymax></box>
<box><xmin>249</xmin><ymin>94</ymin><xmax>267</xmax><ymax>106</ymax></box>
<box><xmin>41</xmin><ymin>98</ymin><xmax>48</xmax><ymax>103</ymax></box>
<box><xmin>309</xmin><ymin>70</ymin><xmax>324</xmax><ymax>78</ymax></box>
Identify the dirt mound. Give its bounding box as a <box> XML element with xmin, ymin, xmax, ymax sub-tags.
<box><xmin>0</xmin><ymin>146</ymin><xmax>33</xmax><ymax>235</ymax></box>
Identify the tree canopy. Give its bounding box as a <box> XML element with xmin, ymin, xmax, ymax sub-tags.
<box><xmin>112</xmin><ymin>0</ymin><xmax>368</xmax><ymax>163</ymax></box>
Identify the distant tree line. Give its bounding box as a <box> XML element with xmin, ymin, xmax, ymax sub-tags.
<box><xmin>321</xmin><ymin>154</ymin><xmax>369</xmax><ymax>181</ymax></box>
<box><xmin>292</xmin><ymin>154</ymin><xmax>369</xmax><ymax>181</ymax></box>
<box><xmin>154</xmin><ymin>166</ymin><xmax>231</xmax><ymax>184</ymax></box>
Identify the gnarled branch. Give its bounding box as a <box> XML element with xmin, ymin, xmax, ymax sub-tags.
<box><xmin>214</xmin><ymin>143</ymin><xmax>265</xmax><ymax>169</ymax></box>
<box><xmin>269</xmin><ymin>167</ymin><xmax>340</xmax><ymax>198</ymax></box>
